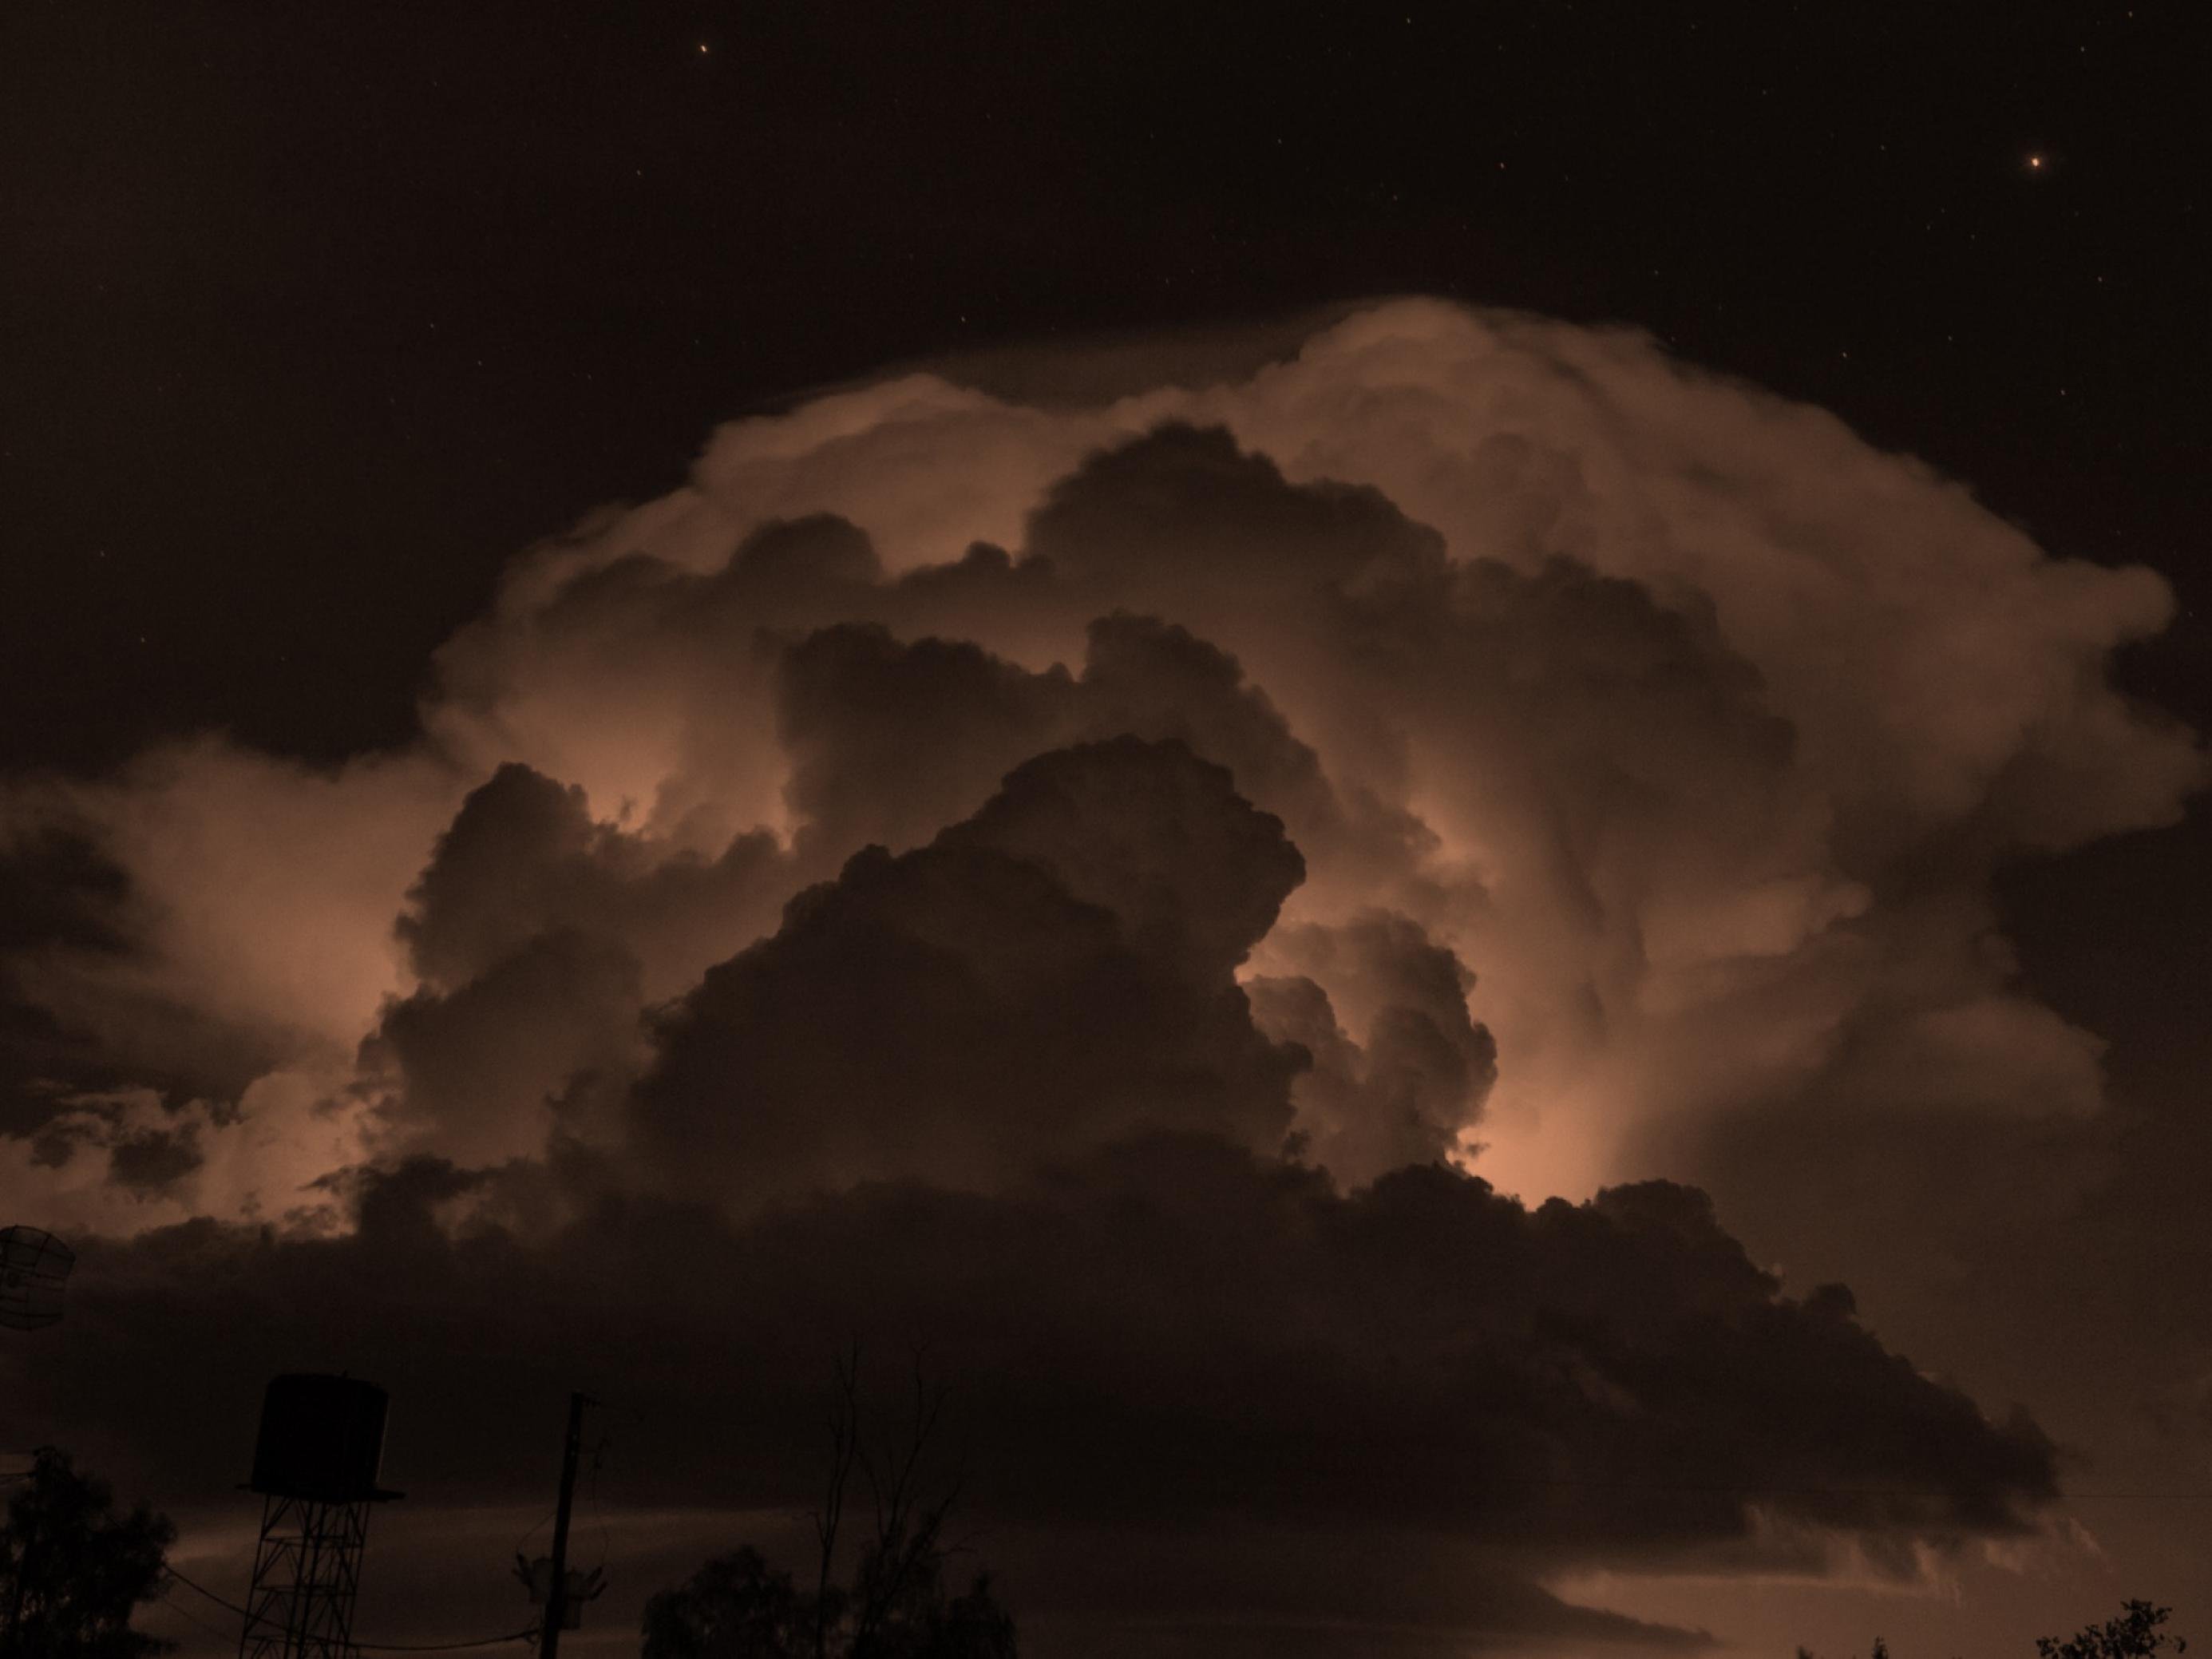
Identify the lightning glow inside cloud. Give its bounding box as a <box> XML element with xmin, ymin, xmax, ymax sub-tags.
<box><xmin>6</xmin><ymin>298</ymin><xmax>2190</xmax><ymax>1231</ymax></box>
<box><xmin>7</xmin><ymin>298</ymin><xmax>2195</xmax><ymax>1653</ymax></box>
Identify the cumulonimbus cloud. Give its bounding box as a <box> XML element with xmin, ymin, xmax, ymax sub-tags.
<box><xmin>8</xmin><ymin>298</ymin><xmax>2194</xmax><ymax>1216</ymax></box>
<box><xmin>0</xmin><ymin>297</ymin><xmax>2196</xmax><ymax>1648</ymax></box>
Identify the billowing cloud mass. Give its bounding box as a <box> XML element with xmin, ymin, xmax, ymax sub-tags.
<box><xmin>0</xmin><ymin>299</ymin><xmax>2198</xmax><ymax>1651</ymax></box>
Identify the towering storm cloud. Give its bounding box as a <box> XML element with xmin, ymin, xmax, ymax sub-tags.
<box><xmin>0</xmin><ymin>299</ymin><xmax>2197</xmax><ymax>1651</ymax></box>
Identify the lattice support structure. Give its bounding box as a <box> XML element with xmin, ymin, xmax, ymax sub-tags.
<box><xmin>239</xmin><ymin>1492</ymin><xmax>374</xmax><ymax>1659</ymax></box>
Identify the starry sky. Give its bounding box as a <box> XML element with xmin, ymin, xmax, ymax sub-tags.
<box><xmin>3</xmin><ymin>5</ymin><xmax>2210</xmax><ymax>1657</ymax></box>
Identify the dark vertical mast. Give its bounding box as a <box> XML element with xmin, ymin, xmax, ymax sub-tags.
<box><xmin>539</xmin><ymin>1392</ymin><xmax>591</xmax><ymax>1659</ymax></box>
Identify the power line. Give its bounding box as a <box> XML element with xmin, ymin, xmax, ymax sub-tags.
<box><xmin>164</xmin><ymin>1564</ymin><xmax>537</xmax><ymax>1652</ymax></box>
<box><xmin>1446</xmin><ymin>1475</ymin><xmax>2212</xmax><ymax>1501</ymax></box>
<box><xmin>156</xmin><ymin>1583</ymin><xmax>243</xmax><ymax>1648</ymax></box>
<box><xmin>586</xmin><ymin>1429</ymin><xmax>614</xmax><ymax>1574</ymax></box>
<box><xmin>511</xmin><ymin>1501</ymin><xmax>560</xmax><ymax>1562</ymax></box>
<box><xmin>359</xmin><ymin>1629</ymin><xmax>541</xmax><ymax>1651</ymax></box>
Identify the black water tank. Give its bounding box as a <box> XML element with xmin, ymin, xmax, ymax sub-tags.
<box><xmin>247</xmin><ymin>1374</ymin><xmax>398</xmax><ymax>1503</ymax></box>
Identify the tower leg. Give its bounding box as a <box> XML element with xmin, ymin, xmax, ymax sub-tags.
<box><xmin>239</xmin><ymin>1495</ymin><xmax>374</xmax><ymax>1659</ymax></box>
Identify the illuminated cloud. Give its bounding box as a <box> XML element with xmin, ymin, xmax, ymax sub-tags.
<box><xmin>0</xmin><ymin>296</ymin><xmax>2194</xmax><ymax>1647</ymax></box>
<box><xmin>12</xmin><ymin>299</ymin><xmax>2192</xmax><ymax>1216</ymax></box>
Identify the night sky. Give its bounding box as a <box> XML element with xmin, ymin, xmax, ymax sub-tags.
<box><xmin>3</xmin><ymin>5</ymin><xmax>2209</xmax><ymax>1657</ymax></box>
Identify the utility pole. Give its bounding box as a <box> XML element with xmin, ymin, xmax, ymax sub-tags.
<box><xmin>539</xmin><ymin>1392</ymin><xmax>594</xmax><ymax>1659</ymax></box>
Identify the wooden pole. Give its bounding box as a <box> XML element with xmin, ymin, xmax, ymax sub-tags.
<box><xmin>538</xmin><ymin>1393</ymin><xmax>592</xmax><ymax>1659</ymax></box>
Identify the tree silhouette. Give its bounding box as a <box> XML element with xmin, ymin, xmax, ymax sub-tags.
<box><xmin>643</xmin><ymin>1542</ymin><xmax>1014</xmax><ymax>1659</ymax></box>
<box><xmin>0</xmin><ymin>1447</ymin><xmax>175</xmax><ymax>1659</ymax></box>
<box><xmin>641</xmin><ymin>1352</ymin><xmax>1015</xmax><ymax>1659</ymax></box>
<box><xmin>1793</xmin><ymin>1602</ymin><xmax>2185</xmax><ymax>1659</ymax></box>
<box><xmin>2037</xmin><ymin>1602</ymin><xmax>2186</xmax><ymax>1659</ymax></box>
<box><xmin>640</xmin><ymin>1549</ymin><xmax>807</xmax><ymax>1659</ymax></box>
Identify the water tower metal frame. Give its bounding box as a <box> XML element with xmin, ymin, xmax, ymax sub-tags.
<box><xmin>240</xmin><ymin>1498</ymin><xmax>376</xmax><ymax>1659</ymax></box>
<box><xmin>239</xmin><ymin>1375</ymin><xmax>402</xmax><ymax>1659</ymax></box>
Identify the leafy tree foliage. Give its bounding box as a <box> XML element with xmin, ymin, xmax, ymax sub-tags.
<box><xmin>641</xmin><ymin>1549</ymin><xmax>807</xmax><ymax>1659</ymax></box>
<box><xmin>1795</xmin><ymin>1602</ymin><xmax>2185</xmax><ymax>1659</ymax></box>
<box><xmin>640</xmin><ymin>1546</ymin><xmax>1012</xmax><ymax>1659</ymax></box>
<box><xmin>0</xmin><ymin>1447</ymin><xmax>175</xmax><ymax>1659</ymax></box>
<box><xmin>2037</xmin><ymin>1602</ymin><xmax>2186</xmax><ymax>1659</ymax></box>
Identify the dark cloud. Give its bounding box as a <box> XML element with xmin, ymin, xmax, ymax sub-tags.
<box><xmin>0</xmin><ymin>813</ymin><xmax>283</xmax><ymax>1119</ymax></box>
<box><xmin>731</xmin><ymin>512</ymin><xmax>884</xmax><ymax>593</ymax></box>
<box><xmin>0</xmin><ymin>1003</ymin><xmax>98</xmax><ymax>1138</ymax></box>
<box><xmin>359</xmin><ymin>761</ymin><xmax>809</xmax><ymax>1166</ymax></box>
<box><xmin>1069</xmin><ymin>612</ymin><xmax>1436</xmax><ymax>893</ymax></box>
<box><xmin>366</xmin><ymin>928</ymin><xmax>643</xmax><ymax>1166</ymax></box>
<box><xmin>1027</xmin><ymin>421</ymin><xmax>1451</xmax><ymax>600</ymax></box>
<box><xmin>994</xmin><ymin>1519</ymin><xmax>1717</xmax><ymax>1657</ymax></box>
<box><xmin>0</xmin><ymin>821</ymin><xmax>129</xmax><ymax>953</ymax></box>
<box><xmin>389</xmin><ymin>661</ymin><xmax>1478</xmax><ymax>1192</ymax></box>
<box><xmin>776</xmin><ymin>607</ymin><xmax>1431</xmax><ymax>902</ymax></box>
<box><xmin>28</xmin><ymin>1119</ymin><xmax>80</xmax><ymax>1169</ymax></box>
<box><xmin>939</xmin><ymin>735</ymin><xmax>1305</xmax><ymax>984</ymax></box>
<box><xmin>398</xmin><ymin>762</ymin><xmax>785</xmax><ymax>1004</ymax></box>
<box><xmin>1248</xmin><ymin>913</ymin><xmax>1496</xmax><ymax>1186</ymax></box>
<box><xmin>10</xmin><ymin>737</ymin><xmax>2056</xmax><ymax>1647</ymax></box>
<box><xmin>26</xmin><ymin>1141</ymin><xmax>2053</xmax><ymax>1649</ymax></box>
<box><xmin>105</xmin><ymin>1124</ymin><xmax>203</xmax><ymax>1194</ymax></box>
<box><xmin>777</xmin><ymin>623</ymin><xmax>1076</xmax><ymax>861</ymax></box>
<box><xmin>631</xmin><ymin>738</ymin><xmax>1304</xmax><ymax>1206</ymax></box>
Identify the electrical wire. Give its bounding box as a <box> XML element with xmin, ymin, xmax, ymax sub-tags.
<box><xmin>164</xmin><ymin>1563</ymin><xmax>538</xmax><ymax>1652</ymax></box>
<box><xmin>358</xmin><ymin>1629</ymin><xmax>541</xmax><ymax>1651</ymax></box>
<box><xmin>585</xmin><ymin>1427</ymin><xmax>614</xmax><ymax>1575</ymax></box>
<box><xmin>510</xmin><ymin>1499</ymin><xmax>560</xmax><ymax>1565</ymax></box>
<box><xmin>1478</xmin><ymin>1478</ymin><xmax>2212</xmax><ymax>1501</ymax></box>
<box><xmin>156</xmin><ymin>1582</ymin><xmax>241</xmax><ymax>1648</ymax></box>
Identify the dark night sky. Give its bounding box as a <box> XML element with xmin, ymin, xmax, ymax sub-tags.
<box><xmin>6</xmin><ymin>2</ymin><xmax>2206</xmax><ymax>764</ymax></box>
<box><xmin>5</xmin><ymin>6</ymin><xmax>2211</xmax><ymax>1658</ymax></box>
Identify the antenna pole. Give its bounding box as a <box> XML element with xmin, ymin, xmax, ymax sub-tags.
<box><xmin>539</xmin><ymin>1392</ymin><xmax>592</xmax><ymax>1659</ymax></box>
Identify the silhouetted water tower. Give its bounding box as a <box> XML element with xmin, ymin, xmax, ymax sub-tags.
<box><xmin>239</xmin><ymin>1374</ymin><xmax>403</xmax><ymax>1659</ymax></box>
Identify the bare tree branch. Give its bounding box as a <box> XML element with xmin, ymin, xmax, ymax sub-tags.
<box><xmin>811</xmin><ymin>1339</ymin><xmax>861</xmax><ymax>1659</ymax></box>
